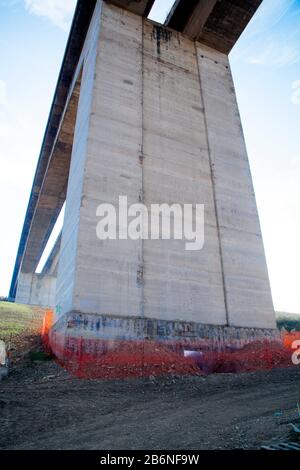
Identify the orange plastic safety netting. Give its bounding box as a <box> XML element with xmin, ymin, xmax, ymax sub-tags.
<box><xmin>41</xmin><ymin>310</ymin><xmax>300</xmax><ymax>379</ymax></box>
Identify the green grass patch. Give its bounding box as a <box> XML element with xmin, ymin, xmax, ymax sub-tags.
<box><xmin>0</xmin><ymin>322</ymin><xmax>24</xmax><ymax>339</ymax></box>
<box><xmin>0</xmin><ymin>301</ymin><xmax>34</xmax><ymax>318</ymax></box>
<box><xmin>0</xmin><ymin>301</ymin><xmax>44</xmax><ymax>341</ymax></box>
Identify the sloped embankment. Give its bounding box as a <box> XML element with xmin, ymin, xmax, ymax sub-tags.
<box><xmin>0</xmin><ymin>302</ymin><xmax>46</xmax><ymax>361</ymax></box>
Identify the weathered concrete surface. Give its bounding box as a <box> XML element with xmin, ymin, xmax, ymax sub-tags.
<box><xmin>107</xmin><ymin>0</ymin><xmax>154</xmax><ymax>16</ymax></box>
<box><xmin>166</xmin><ymin>0</ymin><xmax>263</xmax><ymax>54</ymax></box>
<box><xmin>15</xmin><ymin>233</ymin><xmax>60</xmax><ymax>307</ymax></box>
<box><xmin>142</xmin><ymin>22</ymin><xmax>226</xmax><ymax>325</ymax></box>
<box><xmin>196</xmin><ymin>44</ymin><xmax>275</xmax><ymax>328</ymax></box>
<box><xmin>52</xmin><ymin>311</ymin><xmax>279</xmax><ymax>345</ymax></box>
<box><xmin>53</xmin><ymin>2</ymin><xmax>276</xmax><ymax>332</ymax></box>
<box><xmin>41</xmin><ymin>233</ymin><xmax>61</xmax><ymax>277</ymax></box>
<box><xmin>16</xmin><ymin>273</ymin><xmax>56</xmax><ymax>308</ymax></box>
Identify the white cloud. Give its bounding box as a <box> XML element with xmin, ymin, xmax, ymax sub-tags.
<box><xmin>231</xmin><ymin>0</ymin><xmax>300</xmax><ymax>67</ymax></box>
<box><xmin>247</xmin><ymin>41</ymin><xmax>300</xmax><ymax>67</ymax></box>
<box><xmin>24</xmin><ymin>0</ymin><xmax>76</xmax><ymax>31</ymax></box>
<box><xmin>246</xmin><ymin>0</ymin><xmax>296</xmax><ymax>38</ymax></box>
<box><xmin>0</xmin><ymin>80</ymin><xmax>7</xmax><ymax>106</ymax></box>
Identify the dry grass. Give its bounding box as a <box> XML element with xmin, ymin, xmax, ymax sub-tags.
<box><xmin>0</xmin><ymin>302</ymin><xmax>44</xmax><ymax>340</ymax></box>
<box><xmin>0</xmin><ymin>302</ymin><xmax>46</xmax><ymax>359</ymax></box>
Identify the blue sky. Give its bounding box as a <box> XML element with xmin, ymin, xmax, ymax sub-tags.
<box><xmin>0</xmin><ymin>0</ymin><xmax>299</xmax><ymax>313</ymax></box>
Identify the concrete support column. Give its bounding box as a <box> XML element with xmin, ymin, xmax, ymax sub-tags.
<box><xmin>53</xmin><ymin>1</ymin><xmax>276</xmax><ymax>336</ymax></box>
<box><xmin>16</xmin><ymin>272</ymin><xmax>56</xmax><ymax>308</ymax></box>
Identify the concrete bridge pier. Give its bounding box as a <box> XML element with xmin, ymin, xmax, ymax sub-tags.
<box><xmin>11</xmin><ymin>0</ymin><xmax>278</xmax><ymax>375</ymax></box>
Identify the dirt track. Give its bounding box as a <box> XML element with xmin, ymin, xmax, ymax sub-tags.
<box><xmin>1</xmin><ymin>359</ymin><xmax>300</xmax><ymax>450</ymax></box>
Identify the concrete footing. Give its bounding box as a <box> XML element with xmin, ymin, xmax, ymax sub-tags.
<box><xmin>47</xmin><ymin>312</ymin><xmax>281</xmax><ymax>379</ymax></box>
<box><xmin>52</xmin><ymin>312</ymin><xmax>279</xmax><ymax>346</ymax></box>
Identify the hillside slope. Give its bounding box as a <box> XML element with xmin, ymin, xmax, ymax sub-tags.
<box><xmin>276</xmin><ymin>312</ymin><xmax>300</xmax><ymax>331</ymax></box>
<box><xmin>0</xmin><ymin>302</ymin><xmax>46</xmax><ymax>359</ymax></box>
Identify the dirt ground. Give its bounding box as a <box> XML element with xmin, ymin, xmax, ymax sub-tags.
<box><xmin>1</xmin><ymin>357</ymin><xmax>300</xmax><ymax>450</ymax></box>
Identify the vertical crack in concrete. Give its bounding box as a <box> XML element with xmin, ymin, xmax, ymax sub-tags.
<box><xmin>139</xmin><ymin>18</ymin><xmax>145</xmax><ymax>319</ymax></box>
<box><xmin>194</xmin><ymin>43</ymin><xmax>230</xmax><ymax>327</ymax></box>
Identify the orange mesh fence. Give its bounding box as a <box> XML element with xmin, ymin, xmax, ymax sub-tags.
<box><xmin>282</xmin><ymin>331</ymin><xmax>300</xmax><ymax>349</ymax></box>
<box><xmin>48</xmin><ymin>332</ymin><xmax>201</xmax><ymax>379</ymax></box>
<box><xmin>41</xmin><ymin>309</ymin><xmax>54</xmax><ymax>354</ymax></box>
<box><xmin>41</xmin><ymin>310</ymin><xmax>300</xmax><ymax>379</ymax></box>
